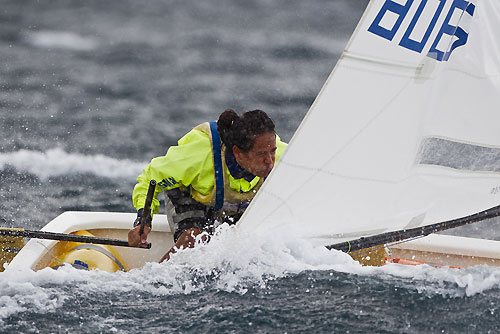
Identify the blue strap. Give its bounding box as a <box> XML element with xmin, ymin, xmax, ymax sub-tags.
<box><xmin>209</xmin><ymin>121</ymin><xmax>224</xmax><ymax>211</ymax></box>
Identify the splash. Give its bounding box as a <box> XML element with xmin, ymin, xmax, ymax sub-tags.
<box><xmin>1</xmin><ymin>225</ymin><xmax>500</xmax><ymax>323</ymax></box>
<box><xmin>161</xmin><ymin>225</ymin><xmax>500</xmax><ymax>298</ymax></box>
<box><xmin>0</xmin><ymin>148</ymin><xmax>145</xmax><ymax>180</ymax></box>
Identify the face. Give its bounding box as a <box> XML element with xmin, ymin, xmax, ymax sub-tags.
<box><xmin>233</xmin><ymin>132</ymin><xmax>277</xmax><ymax>178</ymax></box>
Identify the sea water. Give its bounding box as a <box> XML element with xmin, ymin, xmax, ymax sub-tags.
<box><xmin>1</xmin><ymin>228</ymin><xmax>500</xmax><ymax>333</ymax></box>
<box><xmin>1</xmin><ymin>0</ymin><xmax>499</xmax><ymax>332</ymax></box>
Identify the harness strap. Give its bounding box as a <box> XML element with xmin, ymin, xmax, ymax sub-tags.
<box><xmin>68</xmin><ymin>244</ymin><xmax>126</xmax><ymax>271</ymax></box>
<box><xmin>209</xmin><ymin>121</ymin><xmax>224</xmax><ymax>211</ymax></box>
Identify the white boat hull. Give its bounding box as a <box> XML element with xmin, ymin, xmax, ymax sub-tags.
<box><xmin>388</xmin><ymin>234</ymin><xmax>500</xmax><ymax>268</ymax></box>
<box><xmin>6</xmin><ymin>211</ymin><xmax>174</xmax><ymax>272</ymax></box>
<box><xmin>4</xmin><ymin>211</ymin><xmax>500</xmax><ymax>271</ymax></box>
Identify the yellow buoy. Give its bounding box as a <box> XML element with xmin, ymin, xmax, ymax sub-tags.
<box><xmin>49</xmin><ymin>230</ymin><xmax>128</xmax><ymax>272</ymax></box>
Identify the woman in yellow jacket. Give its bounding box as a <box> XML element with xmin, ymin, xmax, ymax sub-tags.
<box><xmin>128</xmin><ymin>109</ymin><xmax>287</xmax><ymax>262</ymax></box>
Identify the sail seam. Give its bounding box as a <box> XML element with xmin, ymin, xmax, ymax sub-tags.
<box><xmin>342</xmin><ymin>51</ymin><xmax>422</xmax><ymax>71</ymax></box>
<box><xmin>276</xmin><ymin>160</ymin><xmax>404</xmax><ymax>184</ymax></box>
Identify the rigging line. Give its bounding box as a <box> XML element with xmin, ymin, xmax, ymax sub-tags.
<box><xmin>34</xmin><ymin>239</ymin><xmax>66</xmax><ymax>267</ymax></box>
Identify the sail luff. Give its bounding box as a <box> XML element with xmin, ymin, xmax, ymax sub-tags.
<box><xmin>239</xmin><ymin>0</ymin><xmax>500</xmax><ymax>246</ymax></box>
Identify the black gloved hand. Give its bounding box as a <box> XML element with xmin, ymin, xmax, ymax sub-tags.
<box><xmin>133</xmin><ymin>208</ymin><xmax>152</xmax><ymax>227</ymax></box>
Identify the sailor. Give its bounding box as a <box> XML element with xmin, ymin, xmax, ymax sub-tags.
<box><xmin>127</xmin><ymin>109</ymin><xmax>287</xmax><ymax>262</ymax></box>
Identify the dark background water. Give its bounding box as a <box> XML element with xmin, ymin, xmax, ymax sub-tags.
<box><xmin>0</xmin><ymin>0</ymin><xmax>366</xmax><ymax>227</ymax></box>
<box><xmin>1</xmin><ymin>0</ymin><xmax>500</xmax><ymax>333</ymax></box>
<box><xmin>2</xmin><ymin>269</ymin><xmax>500</xmax><ymax>334</ymax></box>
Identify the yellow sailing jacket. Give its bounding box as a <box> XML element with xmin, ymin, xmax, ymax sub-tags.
<box><xmin>133</xmin><ymin>122</ymin><xmax>287</xmax><ymax>215</ymax></box>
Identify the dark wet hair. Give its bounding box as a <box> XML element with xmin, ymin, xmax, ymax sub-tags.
<box><xmin>217</xmin><ymin>109</ymin><xmax>275</xmax><ymax>152</ymax></box>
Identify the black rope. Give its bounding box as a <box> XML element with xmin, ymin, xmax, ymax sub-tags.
<box><xmin>326</xmin><ymin>204</ymin><xmax>500</xmax><ymax>253</ymax></box>
<box><xmin>0</xmin><ymin>228</ymin><xmax>149</xmax><ymax>249</ymax></box>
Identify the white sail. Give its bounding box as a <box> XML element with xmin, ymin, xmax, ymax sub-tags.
<box><xmin>239</xmin><ymin>0</ymin><xmax>500</xmax><ymax>245</ymax></box>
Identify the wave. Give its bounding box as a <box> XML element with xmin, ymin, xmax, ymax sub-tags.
<box><xmin>0</xmin><ymin>148</ymin><xmax>146</xmax><ymax>180</ymax></box>
<box><xmin>1</xmin><ymin>225</ymin><xmax>499</xmax><ymax>323</ymax></box>
<box><xmin>24</xmin><ymin>30</ymin><xmax>98</xmax><ymax>51</ymax></box>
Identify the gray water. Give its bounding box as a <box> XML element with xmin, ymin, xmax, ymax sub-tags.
<box><xmin>1</xmin><ymin>0</ymin><xmax>499</xmax><ymax>332</ymax></box>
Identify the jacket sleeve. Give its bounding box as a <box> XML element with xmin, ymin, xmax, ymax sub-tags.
<box><xmin>132</xmin><ymin>128</ymin><xmax>215</xmax><ymax>215</ymax></box>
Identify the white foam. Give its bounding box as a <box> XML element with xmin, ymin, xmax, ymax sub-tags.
<box><xmin>0</xmin><ymin>148</ymin><xmax>146</xmax><ymax>180</ymax></box>
<box><xmin>25</xmin><ymin>30</ymin><xmax>98</xmax><ymax>51</ymax></box>
<box><xmin>159</xmin><ymin>225</ymin><xmax>500</xmax><ymax>297</ymax></box>
<box><xmin>0</xmin><ymin>268</ymin><xmax>68</xmax><ymax>321</ymax></box>
<box><xmin>1</xmin><ymin>224</ymin><xmax>499</xmax><ymax>322</ymax></box>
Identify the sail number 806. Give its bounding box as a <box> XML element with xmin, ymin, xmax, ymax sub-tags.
<box><xmin>368</xmin><ymin>0</ymin><xmax>475</xmax><ymax>61</ymax></box>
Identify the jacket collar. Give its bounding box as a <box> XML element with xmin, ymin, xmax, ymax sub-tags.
<box><xmin>225</xmin><ymin>148</ymin><xmax>256</xmax><ymax>182</ymax></box>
